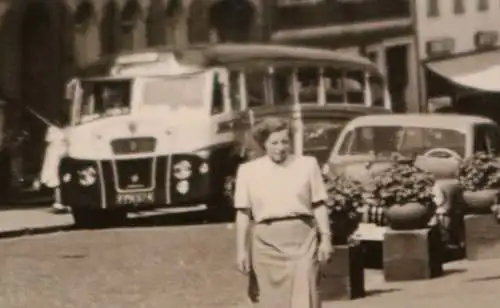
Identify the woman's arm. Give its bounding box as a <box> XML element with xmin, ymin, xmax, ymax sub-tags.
<box><xmin>313</xmin><ymin>202</ymin><xmax>331</xmax><ymax>240</ymax></box>
<box><xmin>236</xmin><ymin>209</ymin><xmax>252</xmax><ymax>257</ymax></box>
<box><xmin>309</xmin><ymin>158</ymin><xmax>332</xmax><ymax>239</ymax></box>
<box><xmin>233</xmin><ymin>164</ymin><xmax>252</xmax><ymax>273</ymax></box>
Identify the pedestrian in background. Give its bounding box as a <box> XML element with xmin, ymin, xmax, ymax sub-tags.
<box><xmin>40</xmin><ymin>121</ymin><xmax>69</xmax><ymax>213</ymax></box>
<box><xmin>234</xmin><ymin>116</ymin><xmax>333</xmax><ymax>308</ymax></box>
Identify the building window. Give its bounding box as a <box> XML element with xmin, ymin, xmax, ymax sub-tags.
<box><xmin>427</xmin><ymin>0</ymin><xmax>439</xmax><ymax>17</ymax></box>
<box><xmin>146</xmin><ymin>0</ymin><xmax>166</xmax><ymax>47</ymax></box>
<box><xmin>99</xmin><ymin>1</ymin><xmax>118</xmax><ymax>55</ymax></box>
<box><xmin>120</xmin><ymin>0</ymin><xmax>141</xmax><ymax>51</ymax></box>
<box><xmin>74</xmin><ymin>0</ymin><xmax>95</xmax><ymax>66</ymax></box>
<box><xmin>478</xmin><ymin>0</ymin><xmax>489</xmax><ymax>11</ymax></box>
<box><xmin>453</xmin><ymin>0</ymin><xmax>465</xmax><ymax>14</ymax></box>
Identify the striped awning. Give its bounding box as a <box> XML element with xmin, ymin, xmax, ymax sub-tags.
<box><xmin>426</xmin><ymin>50</ymin><xmax>500</xmax><ymax>92</ymax></box>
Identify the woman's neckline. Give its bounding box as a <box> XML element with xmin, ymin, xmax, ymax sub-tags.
<box><xmin>266</xmin><ymin>154</ymin><xmax>297</xmax><ymax>168</ymax></box>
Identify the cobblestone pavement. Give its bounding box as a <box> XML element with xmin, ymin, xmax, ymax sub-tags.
<box><xmin>324</xmin><ymin>258</ymin><xmax>500</xmax><ymax>308</ymax></box>
<box><xmin>0</xmin><ymin>215</ymin><xmax>248</xmax><ymax>308</ymax></box>
<box><xmin>2</xmin><ymin>208</ymin><xmax>500</xmax><ymax>307</ymax></box>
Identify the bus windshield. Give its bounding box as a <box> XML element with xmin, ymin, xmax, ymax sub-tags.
<box><xmin>77</xmin><ymin>79</ymin><xmax>132</xmax><ymax>123</ymax></box>
<box><xmin>141</xmin><ymin>71</ymin><xmax>209</xmax><ymax>111</ymax></box>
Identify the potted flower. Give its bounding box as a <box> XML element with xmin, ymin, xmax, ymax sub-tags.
<box><xmin>369</xmin><ymin>156</ymin><xmax>437</xmax><ymax>230</ymax></box>
<box><xmin>458</xmin><ymin>152</ymin><xmax>500</xmax><ymax>213</ymax></box>
<box><xmin>324</xmin><ymin>173</ymin><xmax>364</xmax><ymax>245</ymax></box>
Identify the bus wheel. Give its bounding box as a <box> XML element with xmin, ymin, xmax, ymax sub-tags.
<box><xmin>71</xmin><ymin>208</ymin><xmax>127</xmax><ymax>229</ymax></box>
<box><xmin>205</xmin><ymin>196</ymin><xmax>235</xmax><ymax>223</ymax></box>
<box><xmin>71</xmin><ymin>208</ymin><xmax>100</xmax><ymax>229</ymax></box>
<box><xmin>104</xmin><ymin>209</ymin><xmax>128</xmax><ymax>227</ymax></box>
<box><xmin>205</xmin><ymin>176</ymin><xmax>236</xmax><ymax>222</ymax></box>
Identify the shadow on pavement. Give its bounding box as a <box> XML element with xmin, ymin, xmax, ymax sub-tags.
<box><xmin>67</xmin><ymin>208</ymin><xmax>236</xmax><ymax>232</ymax></box>
<box><xmin>467</xmin><ymin>275</ymin><xmax>500</xmax><ymax>283</ymax></box>
<box><xmin>442</xmin><ymin>268</ymin><xmax>467</xmax><ymax>277</ymax></box>
<box><xmin>125</xmin><ymin>210</ymin><xmax>235</xmax><ymax>228</ymax></box>
<box><xmin>364</xmin><ymin>288</ymin><xmax>401</xmax><ymax>298</ymax></box>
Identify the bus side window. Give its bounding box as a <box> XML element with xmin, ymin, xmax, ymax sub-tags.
<box><xmin>271</xmin><ymin>67</ymin><xmax>293</xmax><ymax>105</ymax></box>
<box><xmin>81</xmin><ymin>83</ymin><xmax>95</xmax><ymax>115</ymax></box>
<box><xmin>345</xmin><ymin>71</ymin><xmax>365</xmax><ymax>104</ymax></box>
<box><xmin>212</xmin><ymin>73</ymin><xmax>224</xmax><ymax>115</ymax></box>
<box><xmin>245</xmin><ymin>71</ymin><xmax>265</xmax><ymax>108</ymax></box>
<box><xmin>297</xmin><ymin>67</ymin><xmax>320</xmax><ymax>103</ymax></box>
<box><xmin>323</xmin><ymin>68</ymin><xmax>344</xmax><ymax>104</ymax></box>
<box><xmin>369</xmin><ymin>75</ymin><xmax>385</xmax><ymax>107</ymax></box>
<box><xmin>229</xmin><ymin>71</ymin><xmax>245</xmax><ymax>111</ymax></box>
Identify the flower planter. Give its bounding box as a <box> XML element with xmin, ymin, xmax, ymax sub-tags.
<box><xmin>330</xmin><ymin>210</ymin><xmax>359</xmax><ymax>245</ymax></box>
<box><xmin>385</xmin><ymin>202</ymin><xmax>431</xmax><ymax>230</ymax></box>
<box><xmin>463</xmin><ymin>189</ymin><xmax>498</xmax><ymax>214</ymax></box>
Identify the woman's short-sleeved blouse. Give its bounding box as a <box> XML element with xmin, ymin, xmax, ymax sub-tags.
<box><xmin>233</xmin><ymin>155</ymin><xmax>328</xmax><ymax>223</ymax></box>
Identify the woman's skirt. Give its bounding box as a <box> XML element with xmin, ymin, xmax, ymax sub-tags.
<box><xmin>251</xmin><ymin>217</ymin><xmax>320</xmax><ymax>308</ymax></box>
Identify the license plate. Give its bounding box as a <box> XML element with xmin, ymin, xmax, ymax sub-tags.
<box><xmin>116</xmin><ymin>192</ymin><xmax>155</xmax><ymax>205</ymax></box>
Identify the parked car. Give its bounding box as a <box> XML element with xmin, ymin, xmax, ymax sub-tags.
<box><xmin>324</xmin><ymin>114</ymin><xmax>500</xmax><ymax>253</ymax></box>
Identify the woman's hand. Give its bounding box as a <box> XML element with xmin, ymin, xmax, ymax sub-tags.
<box><xmin>236</xmin><ymin>249</ymin><xmax>250</xmax><ymax>275</ymax></box>
<box><xmin>317</xmin><ymin>236</ymin><xmax>334</xmax><ymax>265</ymax></box>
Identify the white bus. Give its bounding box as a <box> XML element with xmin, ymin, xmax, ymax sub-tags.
<box><xmin>57</xmin><ymin>43</ymin><xmax>391</xmax><ymax>227</ymax></box>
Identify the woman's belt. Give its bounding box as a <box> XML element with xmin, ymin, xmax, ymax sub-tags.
<box><xmin>258</xmin><ymin>215</ymin><xmax>314</xmax><ymax>225</ymax></box>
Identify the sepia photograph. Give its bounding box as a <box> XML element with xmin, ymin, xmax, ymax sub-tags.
<box><xmin>0</xmin><ymin>0</ymin><xmax>500</xmax><ymax>307</ymax></box>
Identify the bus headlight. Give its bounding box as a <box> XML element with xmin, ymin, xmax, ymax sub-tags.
<box><xmin>176</xmin><ymin>180</ymin><xmax>189</xmax><ymax>194</ymax></box>
<box><xmin>173</xmin><ymin>160</ymin><xmax>192</xmax><ymax>180</ymax></box>
<box><xmin>77</xmin><ymin>166</ymin><xmax>97</xmax><ymax>187</ymax></box>
<box><xmin>199</xmin><ymin>162</ymin><xmax>209</xmax><ymax>174</ymax></box>
<box><xmin>62</xmin><ymin>173</ymin><xmax>72</xmax><ymax>183</ymax></box>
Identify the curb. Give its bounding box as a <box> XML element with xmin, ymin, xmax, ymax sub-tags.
<box><xmin>0</xmin><ymin>223</ymin><xmax>74</xmax><ymax>240</ymax></box>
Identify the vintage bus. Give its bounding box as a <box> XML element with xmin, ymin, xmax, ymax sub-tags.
<box><xmin>59</xmin><ymin>43</ymin><xmax>392</xmax><ymax>227</ymax></box>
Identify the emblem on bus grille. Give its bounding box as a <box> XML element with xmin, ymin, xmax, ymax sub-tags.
<box><xmin>130</xmin><ymin>141</ymin><xmax>138</xmax><ymax>151</ymax></box>
<box><xmin>130</xmin><ymin>174</ymin><xmax>139</xmax><ymax>183</ymax></box>
<box><xmin>128</xmin><ymin>122</ymin><xmax>137</xmax><ymax>134</ymax></box>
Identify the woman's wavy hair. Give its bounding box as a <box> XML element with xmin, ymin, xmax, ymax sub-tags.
<box><xmin>251</xmin><ymin>116</ymin><xmax>294</xmax><ymax>150</ymax></box>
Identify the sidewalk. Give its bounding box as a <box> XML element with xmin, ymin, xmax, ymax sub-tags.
<box><xmin>0</xmin><ymin>205</ymin><xmax>208</xmax><ymax>239</ymax></box>
<box><xmin>0</xmin><ymin>207</ymin><xmax>73</xmax><ymax>239</ymax></box>
<box><xmin>322</xmin><ymin>258</ymin><xmax>500</xmax><ymax>308</ymax></box>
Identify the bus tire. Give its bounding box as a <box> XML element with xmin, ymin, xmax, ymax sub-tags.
<box><xmin>104</xmin><ymin>209</ymin><xmax>128</xmax><ymax>227</ymax></box>
<box><xmin>71</xmin><ymin>208</ymin><xmax>127</xmax><ymax>229</ymax></box>
<box><xmin>204</xmin><ymin>175</ymin><xmax>236</xmax><ymax>222</ymax></box>
<box><xmin>205</xmin><ymin>195</ymin><xmax>235</xmax><ymax>222</ymax></box>
<box><xmin>71</xmin><ymin>208</ymin><xmax>99</xmax><ymax>229</ymax></box>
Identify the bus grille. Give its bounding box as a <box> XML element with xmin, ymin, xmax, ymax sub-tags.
<box><xmin>111</xmin><ymin>137</ymin><xmax>156</xmax><ymax>155</ymax></box>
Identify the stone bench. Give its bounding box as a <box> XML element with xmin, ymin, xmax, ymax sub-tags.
<box><xmin>383</xmin><ymin>227</ymin><xmax>444</xmax><ymax>282</ymax></box>
<box><xmin>465</xmin><ymin>214</ymin><xmax>500</xmax><ymax>261</ymax></box>
<box><xmin>319</xmin><ymin>241</ymin><xmax>365</xmax><ymax>300</ymax></box>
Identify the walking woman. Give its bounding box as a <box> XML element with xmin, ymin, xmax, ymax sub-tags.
<box><xmin>40</xmin><ymin>124</ymin><xmax>69</xmax><ymax>213</ymax></box>
<box><xmin>234</xmin><ymin>117</ymin><xmax>333</xmax><ymax>308</ymax></box>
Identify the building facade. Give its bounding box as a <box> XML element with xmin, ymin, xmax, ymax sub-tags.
<box><xmin>269</xmin><ymin>0</ymin><xmax>420</xmax><ymax>113</ymax></box>
<box><xmin>0</xmin><ymin>0</ymin><xmax>264</xmax><ymax>181</ymax></box>
<box><xmin>414</xmin><ymin>0</ymin><xmax>500</xmax><ymax>117</ymax></box>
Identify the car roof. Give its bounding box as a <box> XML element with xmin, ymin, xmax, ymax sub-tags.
<box><xmin>344</xmin><ymin>114</ymin><xmax>496</xmax><ymax>131</ymax></box>
<box><xmin>77</xmin><ymin>43</ymin><xmax>381</xmax><ymax>77</ymax></box>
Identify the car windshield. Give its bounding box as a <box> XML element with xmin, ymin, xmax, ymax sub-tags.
<box><xmin>78</xmin><ymin>79</ymin><xmax>132</xmax><ymax>123</ymax></box>
<box><xmin>141</xmin><ymin>72</ymin><xmax>208</xmax><ymax>110</ymax></box>
<box><xmin>338</xmin><ymin>125</ymin><xmax>466</xmax><ymax>158</ymax></box>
